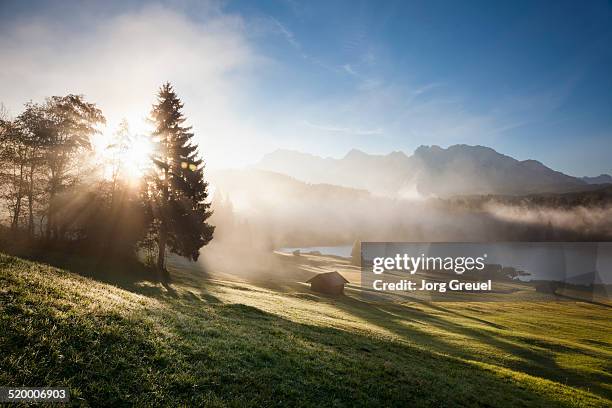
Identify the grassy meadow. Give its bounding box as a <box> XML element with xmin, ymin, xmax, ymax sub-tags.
<box><xmin>0</xmin><ymin>251</ymin><xmax>611</xmax><ymax>407</ymax></box>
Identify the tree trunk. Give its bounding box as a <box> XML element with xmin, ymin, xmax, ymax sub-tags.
<box><xmin>11</xmin><ymin>194</ymin><xmax>22</xmax><ymax>229</ymax></box>
<box><xmin>11</xmin><ymin>161</ymin><xmax>25</xmax><ymax>230</ymax></box>
<box><xmin>157</xmin><ymin>155</ymin><xmax>171</xmax><ymax>283</ymax></box>
<box><xmin>157</xmin><ymin>222</ymin><xmax>170</xmax><ymax>283</ymax></box>
<box><xmin>48</xmin><ymin>167</ymin><xmax>58</xmax><ymax>241</ymax></box>
<box><xmin>27</xmin><ymin>192</ymin><xmax>34</xmax><ymax>237</ymax></box>
<box><xmin>47</xmin><ymin>200</ymin><xmax>56</xmax><ymax>241</ymax></box>
<box><xmin>27</xmin><ymin>164</ymin><xmax>35</xmax><ymax>237</ymax></box>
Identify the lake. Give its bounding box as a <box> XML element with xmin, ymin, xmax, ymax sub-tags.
<box><xmin>279</xmin><ymin>242</ymin><xmax>612</xmax><ymax>285</ymax></box>
<box><xmin>278</xmin><ymin>245</ymin><xmax>353</xmax><ymax>258</ymax></box>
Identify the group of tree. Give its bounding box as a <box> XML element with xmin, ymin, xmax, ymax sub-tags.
<box><xmin>0</xmin><ymin>83</ymin><xmax>214</xmax><ymax>282</ymax></box>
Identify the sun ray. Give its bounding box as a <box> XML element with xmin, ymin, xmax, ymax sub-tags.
<box><xmin>93</xmin><ymin>119</ymin><xmax>153</xmax><ymax>183</ymax></box>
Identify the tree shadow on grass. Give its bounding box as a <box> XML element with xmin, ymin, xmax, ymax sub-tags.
<box><xmin>2</xmin><ymin>250</ymin><xmax>608</xmax><ymax>406</ymax></box>
<box><xmin>325</xmin><ymin>292</ymin><xmax>612</xmax><ymax>400</ymax></box>
<box><xmin>6</xmin><ymin>274</ymin><xmax>586</xmax><ymax>407</ymax></box>
<box><xmin>20</xmin><ymin>251</ymin><xmax>157</xmax><ymax>284</ymax></box>
<box><xmin>555</xmin><ymin>292</ymin><xmax>612</xmax><ymax>309</ymax></box>
<box><xmin>13</xmin><ymin>249</ymin><xmax>224</xmax><ymax>305</ymax></box>
<box><xmin>151</xmin><ymin>300</ymin><xmax>603</xmax><ymax>407</ymax></box>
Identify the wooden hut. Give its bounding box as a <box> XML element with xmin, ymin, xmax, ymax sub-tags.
<box><xmin>307</xmin><ymin>271</ymin><xmax>349</xmax><ymax>295</ymax></box>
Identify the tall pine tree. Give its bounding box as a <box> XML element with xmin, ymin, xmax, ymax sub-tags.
<box><xmin>147</xmin><ymin>83</ymin><xmax>214</xmax><ymax>282</ymax></box>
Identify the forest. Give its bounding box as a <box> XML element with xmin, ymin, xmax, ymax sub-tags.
<box><xmin>0</xmin><ymin>83</ymin><xmax>214</xmax><ymax>282</ymax></box>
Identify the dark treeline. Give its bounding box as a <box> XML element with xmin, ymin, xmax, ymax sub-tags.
<box><xmin>446</xmin><ymin>186</ymin><xmax>612</xmax><ymax>210</ymax></box>
<box><xmin>0</xmin><ymin>83</ymin><xmax>214</xmax><ymax>282</ymax></box>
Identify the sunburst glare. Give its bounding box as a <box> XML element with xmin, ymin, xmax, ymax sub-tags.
<box><xmin>121</xmin><ymin>134</ymin><xmax>153</xmax><ymax>180</ymax></box>
<box><xmin>93</xmin><ymin>119</ymin><xmax>153</xmax><ymax>183</ymax></box>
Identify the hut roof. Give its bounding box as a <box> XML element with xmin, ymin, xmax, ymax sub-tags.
<box><xmin>307</xmin><ymin>271</ymin><xmax>349</xmax><ymax>285</ymax></box>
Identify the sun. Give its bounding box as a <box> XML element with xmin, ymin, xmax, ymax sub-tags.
<box><xmin>121</xmin><ymin>134</ymin><xmax>153</xmax><ymax>181</ymax></box>
<box><xmin>93</xmin><ymin>119</ymin><xmax>154</xmax><ymax>183</ymax></box>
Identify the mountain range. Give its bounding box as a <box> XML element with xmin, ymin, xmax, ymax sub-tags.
<box><xmin>582</xmin><ymin>174</ymin><xmax>612</xmax><ymax>185</ymax></box>
<box><xmin>254</xmin><ymin>144</ymin><xmax>611</xmax><ymax>198</ymax></box>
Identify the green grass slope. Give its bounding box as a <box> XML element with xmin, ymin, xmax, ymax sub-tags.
<box><xmin>0</xmin><ymin>253</ymin><xmax>610</xmax><ymax>407</ymax></box>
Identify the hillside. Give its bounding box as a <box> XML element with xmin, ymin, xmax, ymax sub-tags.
<box><xmin>1</xmin><ymin>252</ymin><xmax>611</xmax><ymax>406</ymax></box>
<box><xmin>255</xmin><ymin>145</ymin><xmax>592</xmax><ymax>197</ymax></box>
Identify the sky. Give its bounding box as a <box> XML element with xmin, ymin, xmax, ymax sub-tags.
<box><xmin>0</xmin><ymin>0</ymin><xmax>611</xmax><ymax>176</ymax></box>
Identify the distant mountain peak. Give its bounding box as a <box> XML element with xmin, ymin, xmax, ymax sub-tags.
<box><xmin>255</xmin><ymin>144</ymin><xmax>588</xmax><ymax>197</ymax></box>
<box><xmin>387</xmin><ymin>150</ymin><xmax>408</xmax><ymax>158</ymax></box>
<box><xmin>344</xmin><ymin>148</ymin><xmax>368</xmax><ymax>159</ymax></box>
<box><xmin>520</xmin><ymin>159</ymin><xmax>547</xmax><ymax>168</ymax></box>
<box><xmin>415</xmin><ymin>144</ymin><xmax>501</xmax><ymax>157</ymax></box>
<box><xmin>582</xmin><ymin>174</ymin><xmax>612</xmax><ymax>185</ymax></box>
<box><xmin>414</xmin><ymin>144</ymin><xmax>442</xmax><ymax>154</ymax></box>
